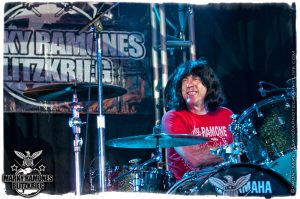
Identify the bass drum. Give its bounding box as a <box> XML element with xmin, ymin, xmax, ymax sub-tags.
<box><xmin>167</xmin><ymin>164</ymin><xmax>295</xmax><ymax>197</ymax></box>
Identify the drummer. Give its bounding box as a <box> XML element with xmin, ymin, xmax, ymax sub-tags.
<box><xmin>161</xmin><ymin>58</ymin><xmax>234</xmax><ymax>180</ymax></box>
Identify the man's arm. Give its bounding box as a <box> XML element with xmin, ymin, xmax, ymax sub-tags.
<box><xmin>174</xmin><ymin>145</ymin><xmax>223</xmax><ymax>168</ymax></box>
<box><xmin>162</xmin><ymin>111</ymin><xmax>224</xmax><ymax>168</ymax></box>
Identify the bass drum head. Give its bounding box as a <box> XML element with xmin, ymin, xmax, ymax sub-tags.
<box><xmin>168</xmin><ymin>164</ymin><xmax>295</xmax><ymax>197</ymax></box>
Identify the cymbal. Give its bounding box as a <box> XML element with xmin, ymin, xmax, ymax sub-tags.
<box><xmin>106</xmin><ymin>133</ymin><xmax>209</xmax><ymax>149</ymax></box>
<box><xmin>23</xmin><ymin>83</ymin><xmax>127</xmax><ymax>101</ymax></box>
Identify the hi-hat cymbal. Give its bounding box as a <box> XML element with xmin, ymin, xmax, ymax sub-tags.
<box><xmin>106</xmin><ymin>133</ymin><xmax>209</xmax><ymax>149</ymax></box>
<box><xmin>23</xmin><ymin>83</ymin><xmax>127</xmax><ymax>101</ymax></box>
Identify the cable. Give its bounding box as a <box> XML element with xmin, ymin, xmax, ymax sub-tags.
<box><xmin>80</xmin><ymin>28</ymin><xmax>95</xmax><ymax>193</ymax></box>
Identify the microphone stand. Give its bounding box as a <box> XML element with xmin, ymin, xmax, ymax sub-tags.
<box><xmin>95</xmin><ymin>26</ymin><xmax>106</xmax><ymax>193</ymax></box>
<box><xmin>78</xmin><ymin>3</ymin><xmax>120</xmax><ymax>193</ymax></box>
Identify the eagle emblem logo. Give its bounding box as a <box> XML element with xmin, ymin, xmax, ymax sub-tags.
<box><xmin>208</xmin><ymin>174</ymin><xmax>251</xmax><ymax>196</ymax></box>
<box><xmin>14</xmin><ymin>150</ymin><xmax>43</xmax><ymax>168</ymax></box>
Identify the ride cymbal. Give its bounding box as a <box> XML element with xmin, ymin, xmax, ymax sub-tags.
<box><xmin>23</xmin><ymin>83</ymin><xmax>127</xmax><ymax>101</ymax></box>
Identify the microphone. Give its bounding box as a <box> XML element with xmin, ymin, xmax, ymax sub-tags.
<box><xmin>258</xmin><ymin>82</ymin><xmax>266</xmax><ymax>97</ymax></box>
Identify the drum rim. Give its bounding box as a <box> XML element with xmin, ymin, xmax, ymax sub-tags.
<box><xmin>238</xmin><ymin>95</ymin><xmax>292</xmax><ymax>123</ymax></box>
<box><xmin>167</xmin><ymin>163</ymin><xmax>293</xmax><ymax>195</ymax></box>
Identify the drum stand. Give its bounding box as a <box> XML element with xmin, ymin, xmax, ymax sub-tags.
<box><xmin>69</xmin><ymin>93</ymin><xmax>85</xmax><ymax>195</ymax></box>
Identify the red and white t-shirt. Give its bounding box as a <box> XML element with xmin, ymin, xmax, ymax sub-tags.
<box><xmin>161</xmin><ymin>107</ymin><xmax>233</xmax><ymax>180</ymax></box>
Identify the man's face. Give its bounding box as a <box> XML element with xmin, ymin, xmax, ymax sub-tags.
<box><xmin>181</xmin><ymin>74</ymin><xmax>207</xmax><ymax>107</ymax></box>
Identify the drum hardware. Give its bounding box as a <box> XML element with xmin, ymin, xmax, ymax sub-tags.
<box><xmin>229</xmin><ymin>114</ymin><xmax>257</xmax><ymax>140</ymax></box>
<box><xmin>23</xmin><ymin>82</ymin><xmax>127</xmax><ymax>195</ymax></box>
<box><xmin>129</xmin><ymin>158</ymin><xmax>141</xmax><ymax>164</ymax></box>
<box><xmin>286</xmin><ymin>77</ymin><xmax>296</xmax><ymax>86</ymax></box>
<box><xmin>258</xmin><ymin>82</ymin><xmax>267</xmax><ymax>97</ymax></box>
<box><xmin>68</xmin><ymin>92</ymin><xmax>86</xmax><ymax>195</ymax></box>
<box><xmin>275</xmin><ymin>116</ymin><xmax>285</xmax><ymax>126</ymax></box>
<box><xmin>212</xmin><ymin>114</ymin><xmax>245</xmax><ymax>164</ymax></box>
<box><xmin>254</xmin><ymin>104</ymin><xmax>264</xmax><ymax>118</ymax></box>
<box><xmin>242</xmin><ymin>119</ymin><xmax>257</xmax><ymax>140</ymax></box>
<box><xmin>157</xmin><ymin>161</ymin><xmax>166</xmax><ymax>167</ymax></box>
<box><xmin>260</xmin><ymin>151</ymin><xmax>272</xmax><ymax>164</ymax></box>
<box><xmin>241</xmin><ymin>119</ymin><xmax>257</xmax><ymax>139</ymax></box>
<box><xmin>282</xmin><ymin>94</ymin><xmax>291</xmax><ymax>108</ymax></box>
<box><xmin>286</xmin><ymin>77</ymin><xmax>296</xmax><ymax>97</ymax></box>
<box><xmin>271</xmin><ymin>144</ymin><xmax>285</xmax><ymax>158</ymax></box>
<box><xmin>258</xmin><ymin>81</ymin><xmax>288</xmax><ymax>97</ymax></box>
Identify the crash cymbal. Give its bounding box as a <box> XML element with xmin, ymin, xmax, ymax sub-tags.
<box><xmin>106</xmin><ymin>133</ymin><xmax>209</xmax><ymax>149</ymax></box>
<box><xmin>23</xmin><ymin>83</ymin><xmax>127</xmax><ymax>101</ymax></box>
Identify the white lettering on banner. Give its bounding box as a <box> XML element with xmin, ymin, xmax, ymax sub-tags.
<box><xmin>4</xmin><ymin>30</ymin><xmax>145</xmax><ymax>59</ymax></box>
<box><xmin>4</xmin><ymin>57</ymin><xmax>113</xmax><ymax>84</ymax></box>
<box><xmin>65</xmin><ymin>32</ymin><xmax>87</xmax><ymax>56</ymax></box>
<box><xmin>4</xmin><ymin>29</ymin><xmax>145</xmax><ymax>84</ymax></box>
<box><xmin>192</xmin><ymin>125</ymin><xmax>227</xmax><ymax>137</ymax></box>
<box><xmin>4</xmin><ymin>30</ymin><xmax>32</xmax><ymax>54</ymax></box>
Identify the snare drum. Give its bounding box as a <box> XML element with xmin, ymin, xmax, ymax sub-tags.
<box><xmin>238</xmin><ymin>95</ymin><xmax>296</xmax><ymax>164</ymax></box>
<box><xmin>111</xmin><ymin>166</ymin><xmax>176</xmax><ymax>193</ymax></box>
<box><xmin>167</xmin><ymin>164</ymin><xmax>294</xmax><ymax>197</ymax></box>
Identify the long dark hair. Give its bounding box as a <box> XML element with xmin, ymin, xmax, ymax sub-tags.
<box><xmin>166</xmin><ymin>58</ymin><xmax>225</xmax><ymax>112</ymax></box>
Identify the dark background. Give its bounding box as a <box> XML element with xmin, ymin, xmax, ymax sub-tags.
<box><xmin>3</xmin><ymin>3</ymin><xmax>296</xmax><ymax>194</ymax></box>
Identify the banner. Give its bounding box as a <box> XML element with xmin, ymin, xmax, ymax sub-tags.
<box><xmin>3</xmin><ymin>2</ymin><xmax>153</xmax><ymax>114</ymax></box>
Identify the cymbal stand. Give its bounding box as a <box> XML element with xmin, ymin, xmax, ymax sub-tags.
<box><xmin>69</xmin><ymin>93</ymin><xmax>85</xmax><ymax>195</ymax></box>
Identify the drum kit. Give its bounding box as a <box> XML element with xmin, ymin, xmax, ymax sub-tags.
<box><xmin>23</xmin><ymin>78</ymin><xmax>297</xmax><ymax>197</ymax></box>
<box><xmin>167</xmin><ymin>79</ymin><xmax>297</xmax><ymax>197</ymax></box>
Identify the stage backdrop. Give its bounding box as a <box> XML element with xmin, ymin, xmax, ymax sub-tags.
<box><xmin>4</xmin><ymin>2</ymin><xmax>153</xmax><ymax>114</ymax></box>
